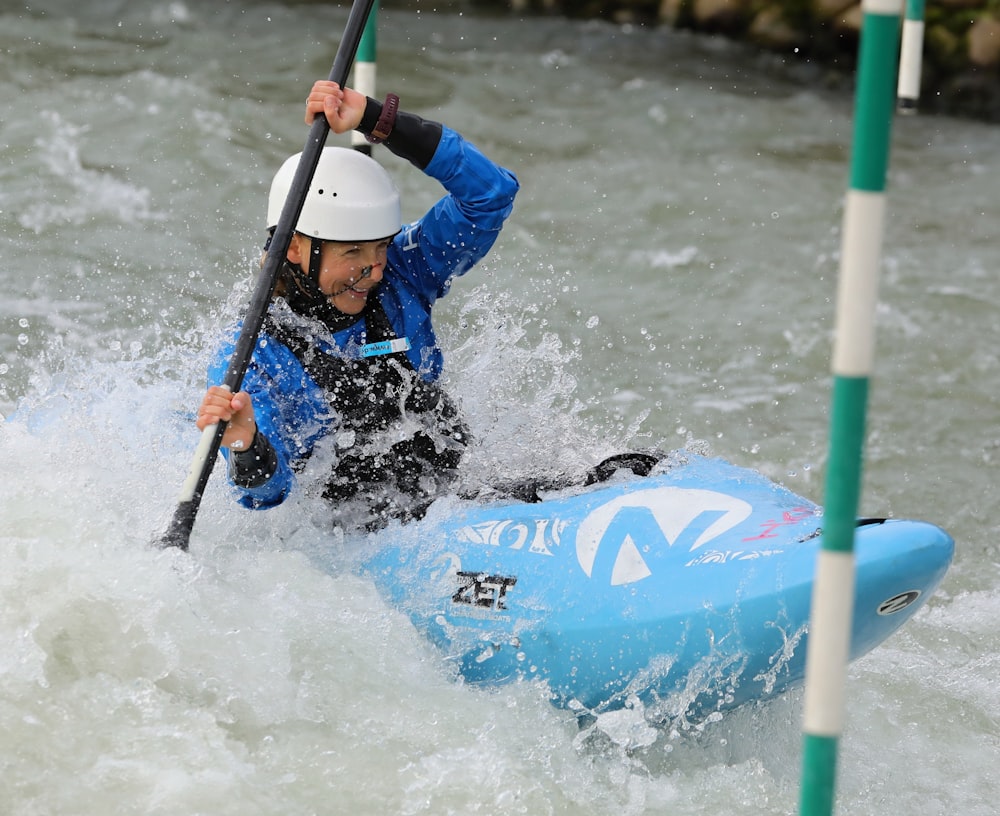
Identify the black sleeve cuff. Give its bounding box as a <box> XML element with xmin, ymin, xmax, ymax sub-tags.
<box><xmin>360</xmin><ymin>97</ymin><xmax>443</xmax><ymax>171</ymax></box>
<box><xmin>228</xmin><ymin>430</ymin><xmax>278</xmax><ymax>489</ymax></box>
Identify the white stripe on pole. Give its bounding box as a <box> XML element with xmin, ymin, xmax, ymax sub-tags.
<box><xmin>865</xmin><ymin>0</ymin><xmax>902</xmax><ymax>13</ymax></box>
<box><xmin>897</xmin><ymin>20</ymin><xmax>925</xmax><ymax>103</ymax></box>
<box><xmin>802</xmin><ymin>550</ymin><xmax>857</xmax><ymax>736</ymax></box>
<box><xmin>351</xmin><ymin>61</ymin><xmax>377</xmax><ymax>150</ymax></box>
<box><xmin>833</xmin><ymin>189</ymin><xmax>886</xmax><ymax>377</ymax></box>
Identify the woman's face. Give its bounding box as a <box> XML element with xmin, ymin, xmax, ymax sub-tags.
<box><xmin>290</xmin><ymin>234</ymin><xmax>392</xmax><ymax>315</ymax></box>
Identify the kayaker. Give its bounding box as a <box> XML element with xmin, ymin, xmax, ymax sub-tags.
<box><xmin>195</xmin><ymin>79</ymin><xmax>519</xmax><ymax>528</ymax></box>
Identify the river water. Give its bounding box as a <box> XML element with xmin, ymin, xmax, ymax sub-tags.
<box><xmin>2</xmin><ymin>1</ymin><xmax>999</xmax><ymax>813</ymax></box>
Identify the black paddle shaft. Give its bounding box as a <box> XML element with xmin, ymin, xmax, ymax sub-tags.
<box><xmin>160</xmin><ymin>0</ymin><xmax>378</xmax><ymax>550</ymax></box>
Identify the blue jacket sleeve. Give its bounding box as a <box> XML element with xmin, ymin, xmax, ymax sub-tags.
<box><xmin>208</xmin><ymin>326</ymin><xmax>332</xmax><ymax>509</ymax></box>
<box><xmin>390</xmin><ymin>126</ymin><xmax>519</xmax><ymax>304</ymax></box>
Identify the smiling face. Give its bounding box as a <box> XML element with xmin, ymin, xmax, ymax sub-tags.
<box><xmin>288</xmin><ymin>233</ymin><xmax>393</xmax><ymax>315</ymax></box>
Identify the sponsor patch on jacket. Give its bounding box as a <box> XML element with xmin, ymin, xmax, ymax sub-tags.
<box><xmin>361</xmin><ymin>337</ymin><xmax>411</xmax><ymax>358</ymax></box>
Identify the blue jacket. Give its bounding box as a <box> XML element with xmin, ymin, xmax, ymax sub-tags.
<box><xmin>208</xmin><ymin>126</ymin><xmax>519</xmax><ymax>508</ymax></box>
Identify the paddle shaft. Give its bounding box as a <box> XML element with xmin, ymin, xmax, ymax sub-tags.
<box><xmin>160</xmin><ymin>0</ymin><xmax>378</xmax><ymax>550</ymax></box>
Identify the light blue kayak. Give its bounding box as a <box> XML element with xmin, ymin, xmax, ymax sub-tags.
<box><xmin>362</xmin><ymin>453</ymin><xmax>954</xmax><ymax>718</ymax></box>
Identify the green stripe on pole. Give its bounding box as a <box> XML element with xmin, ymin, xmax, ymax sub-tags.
<box><xmin>905</xmin><ymin>0</ymin><xmax>925</xmax><ymax>20</ymax></box>
<box><xmin>800</xmin><ymin>734</ymin><xmax>840</xmax><ymax>816</ymax></box>
<box><xmin>357</xmin><ymin>0</ymin><xmax>378</xmax><ymax>62</ymax></box>
<box><xmin>822</xmin><ymin>376</ymin><xmax>869</xmax><ymax>553</ymax></box>
<box><xmin>851</xmin><ymin>12</ymin><xmax>901</xmax><ymax>191</ymax></box>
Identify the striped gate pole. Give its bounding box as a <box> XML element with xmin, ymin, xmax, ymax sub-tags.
<box><xmin>798</xmin><ymin>1</ymin><xmax>903</xmax><ymax>814</ymax></box>
<box><xmin>351</xmin><ymin>0</ymin><xmax>379</xmax><ymax>154</ymax></box>
<box><xmin>897</xmin><ymin>0</ymin><xmax>926</xmax><ymax>112</ymax></box>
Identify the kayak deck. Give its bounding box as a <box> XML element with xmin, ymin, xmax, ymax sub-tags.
<box><xmin>362</xmin><ymin>455</ymin><xmax>954</xmax><ymax>717</ymax></box>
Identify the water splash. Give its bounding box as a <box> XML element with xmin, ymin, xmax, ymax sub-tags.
<box><xmin>19</xmin><ymin>112</ymin><xmax>160</xmax><ymax>234</ymax></box>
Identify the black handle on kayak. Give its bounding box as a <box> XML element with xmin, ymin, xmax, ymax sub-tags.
<box><xmin>159</xmin><ymin>0</ymin><xmax>378</xmax><ymax>551</ymax></box>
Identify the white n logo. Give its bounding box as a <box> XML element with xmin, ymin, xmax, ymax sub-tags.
<box><xmin>575</xmin><ymin>488</ymin><xmax>753</xmax><ymax>585</ymax></box>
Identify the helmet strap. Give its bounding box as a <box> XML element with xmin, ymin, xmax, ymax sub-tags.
<box><xmin>308</xmin><ymin>237</ymin><xmax>325</xmax><ymax>286</ymax></box>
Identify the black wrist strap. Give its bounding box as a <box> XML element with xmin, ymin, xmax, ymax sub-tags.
<box><xmin>229</xmin><ymin>430</ymin><xmax>278</xmax><ymax>489</ymax></box>
<box><xmin>359</xmin><ymin>97</ymin><xmax>442</xmax><ymax>170</ymax></box>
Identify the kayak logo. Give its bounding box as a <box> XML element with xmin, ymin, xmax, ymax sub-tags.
<box><xmin>452</xmin><ymin>571</ymin><xmax>518</xmax><ymax>612</ymax></box>
<box><xmin>576</xmin><ymin>487</ymin><xmax>753</xmax><ymax>586</ymax></box>
<box><xmin>876</xmin><ymin>590</ymin><xmax>921</xmax><ymax>615</ymax></box>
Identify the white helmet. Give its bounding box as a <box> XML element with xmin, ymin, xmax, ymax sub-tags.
<box><xmin>266</xmin><ymin>147</ymin><xmax>401</xmax><ymax>241</ymax></box>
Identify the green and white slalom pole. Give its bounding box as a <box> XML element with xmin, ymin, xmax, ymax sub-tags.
<box><xmin>897</xmin><ymin>0</ymin><xmax>925</xmax><ymax>113</ymax></box>
<box><xmin>351</xmin><ymin>0</ymin><xmax>379</xmax><ymax>154</ymax></box>
<box><xmin>798</xmin><ymin>0</ymin><xmax>902</xmax><ymax>814</ymax></box>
